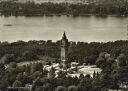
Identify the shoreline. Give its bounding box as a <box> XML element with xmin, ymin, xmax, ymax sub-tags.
<box><xmin>0</xmin><ymin>39</ymin><xmax>128</xmax><ymax>44</ymax></box>
<box><xmin>0</xmin><ymin>13</ymin><xmax>128</xmax><ymax>17</ymax></box>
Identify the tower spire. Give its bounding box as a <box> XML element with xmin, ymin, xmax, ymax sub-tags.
<box><xmin>62</xmin><ymin>31</ymin><xmax>67</xmax><ymax>40</ymax></box>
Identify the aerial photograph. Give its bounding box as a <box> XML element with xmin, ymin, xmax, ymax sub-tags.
<box><xmin>0</xmin><ymin>0</ymin><xmax>128</xmax><ymax>91</ymax></box>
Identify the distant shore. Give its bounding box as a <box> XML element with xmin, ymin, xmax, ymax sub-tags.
<box><xmin>1</xmin><ymin>13</ymin><xmax>128</xmax><ymax>17</ymax></box>
<box><xmin>0</xmin><ymin>1</ymin><xmax>128</xmax><ymax>17</ymax></box>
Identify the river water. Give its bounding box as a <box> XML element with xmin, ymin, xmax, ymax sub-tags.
<box><xmin>0</xmin><ymin>16</ymin><xmax>128</xmax><ymax>42</ymax></box>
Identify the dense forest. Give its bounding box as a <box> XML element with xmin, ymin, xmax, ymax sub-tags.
<box><xmin>0</xmin><ymin>41</ymin><xmax>128</xmax><ymax>91</ymax></box>
<box><xmin>0</xmin><ymin>0</ymin><xmax>128</xmax><ymax>16</ymax></box>
<box><xmin>0</xmin><ymin>40</ymin><xmax>128</xmax><ymax>65</ymax></box>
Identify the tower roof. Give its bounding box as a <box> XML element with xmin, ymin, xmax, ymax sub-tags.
<box><xmin>62</xmin><ymin>32</ymin><xmax>67</xmax><ymax>40</ymax></box>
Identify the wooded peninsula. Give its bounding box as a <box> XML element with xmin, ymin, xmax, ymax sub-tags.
<box><xmin>0</xmin><ymin>0</ymin><xmax>128</xmax><ymax>16</ymax></box>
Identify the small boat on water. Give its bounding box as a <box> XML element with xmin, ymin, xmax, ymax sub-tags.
<box><xmin>3</xmin><ymin>24</ymin><xmax>12</xmax><ymax>26</ymax></box>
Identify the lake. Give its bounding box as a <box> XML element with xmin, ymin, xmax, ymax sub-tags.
<box><xmin>0</xmin><ymin>16</ymin><xmax>128</xmax><ymax>42</ymax></box>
